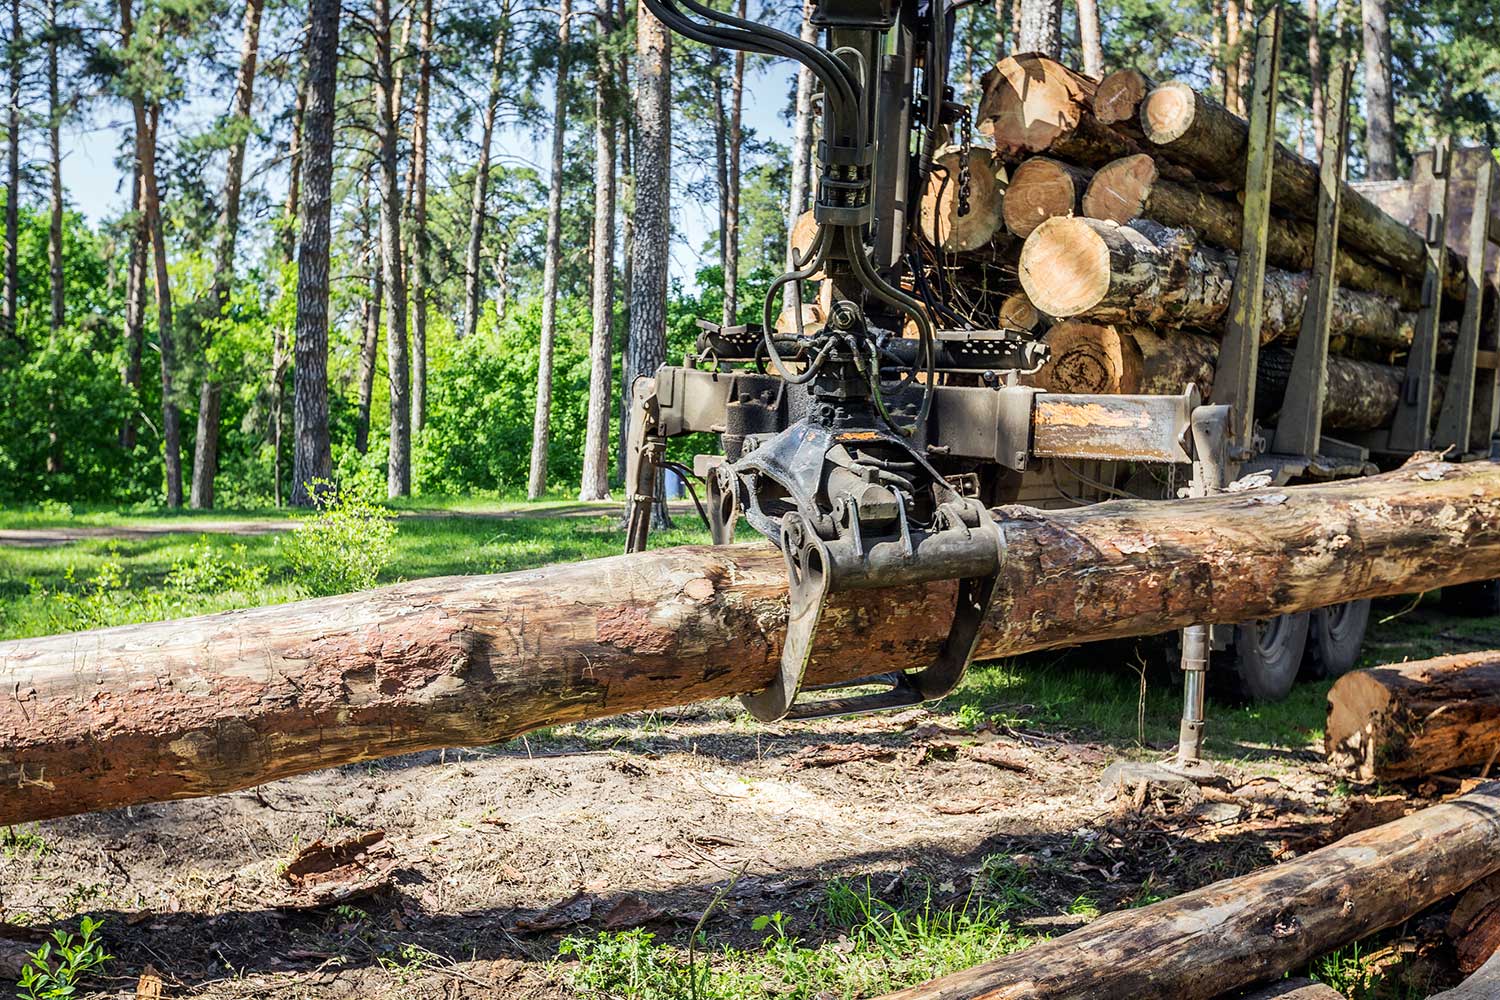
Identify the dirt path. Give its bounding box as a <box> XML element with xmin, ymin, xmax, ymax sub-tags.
<box><xmin>0</xmin><ymin>503</ymin><xmax>696</xmax><ymax>548</ymax></box>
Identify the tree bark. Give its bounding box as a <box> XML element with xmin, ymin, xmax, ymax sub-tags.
<box><xmin>1081</xmin><ymin>154</ymin><xmax>1420</xmax><ymax>309</ymax></box>
<box><xmin>138</xmin><ymin>103</ymin><xmax>184</xmax><ymax>507</ymax></box>
<box><xmin>527</xmin><ymin>0</ymin><xmax>572</xmax><ymax>501</ymax></box>
<box><xmin>786</xmin><ymin>0</ymin><xmax>816</xmax><ymax>272</ymax></box>
<box><xmin>290</xmin><ymin>0</ymin><xmax>340</xmax><ymax>507</ymax></box>
<box><xmin>408</xmin><ymin>0</ymin><xmax>432</xmax><ymax>433</ymax></box>
<box><xmin>625</xmin><ymin>0</ymin><xmax>672</xmax><ymax>530</ymax></box>
<box><xmin>355</xmin><ymin>221</ymin><xmax>381</xmax><ymax>456</ymax></box>
<box><xmin>2</xmin><ymin>458</ymin><xmax>1500</xmax><ymax>824</ymax></box>
<box><xmin>615</xmin><ymin>0</ymin><xmax>635</xmax><ymax>485</ymax></box>
<box><xmin>373</xmin><ymin>0</ymin><xmax>410</xmax><ymax>498</ymax></box>
<box><xmin>1431</xmin><ymin>950</ymin><xmax>1500</xmax><ymax>1000</ymax></box>
<box><xmin>1224</xmin><ymin>0</ymin><xmax>1242</xmax><ymax>113</ymax></box>
<box><xmin>581</xmin><ymin>12</ymin><xmax>617</xmax><ymax>503</ymax></box>
<box><xmin>1020</xmin><ymin>217</ymin><xmax>1413</xmax><ymax>350</ymax></box>
<box><xmin>877</xmin><ymin>783</ymin><xmax>1500</xmax><ymax>1000</ymax></box>
<box><xmin>2</xmin><ymin>0</ymin><xmax>18</xmax><ymax>342</ymax></box>
<box><xmin>1359</xmin><ymin>0</ymin><xmax>1396</xmax><ymax>180</ymax></box>
<box><xmin>121</xmin><ymin>159</ymin><xmax>147</xmax><ymax>450</ymax></box>
<box><xmin>1326</xmin><ymin>652</ymin><xmax>1500</xmax><ymax>782</ymax></box>
<box><xmin>1016</xmin><ymin>0</ymin><xmax>1062</xmax><ymax>58</ymax></box>
<box><xmin>46</xmin><ymin>0</ymin><xmax>63</xmax><ymax>333</ymax></box>
<box><xmin>463</xmin><ymin>6</ymin><xmax>510</xmax><ymax>341</ymax></box>
<box><xmin>271</xmin><ymin>70</ymin><xmax>306</xmax><ymax>507</ymax></box>
<box><xmin>1002</xmin><ymin>156</ymin><xmax>1091</xmax><ymax>239</ymax></box>
<box><xmin>722</xmin><ymin>0</ymin><xmax>744</xmax><ymax>326</ymax></box>
<box><xmin>1307</xmin><ymin>0</ymin><xmax>1323</xmax><ymax>159</ymax></box>
<box><xmin>190</xmin><ymin>0</ymin><xmax>265</xmax><ymax>509</ymax></box>
<box><xmin>1138</xmin><ymin>81</ymin><xmax>1463</xmax><ymax>298</ymax></box>
<box><xmin>1240</xmin><ymin>980</ymin><xmax>1347</xmax><ymax>1000</ymax></box>
<box><xmin>1076</xmin><ymin>0</ymin><xmax>1103</xmax><ymax>78</ymax></box>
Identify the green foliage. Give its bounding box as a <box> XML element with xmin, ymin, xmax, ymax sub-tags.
<box><xmin>167</xmin><ymin>540</ymin><xmax>268</xmax><ymax>593</ymax></box>
<box><xmin>283</xmin><ymin>484</ymin><xmax>398</xmax><ymax>597</ymax></box>
<box><xmin>16</xmin><ymin>916</ymin><xmax>112</xmax><ymax>1000</ymax></box>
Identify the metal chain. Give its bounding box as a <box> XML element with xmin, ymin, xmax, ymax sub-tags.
<box><xmin>956</xmin><ymin>109</ymin><xmax>973</xmax><ymax>219</ymax></box>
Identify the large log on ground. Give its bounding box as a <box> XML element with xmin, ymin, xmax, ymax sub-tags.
<box><xmin>1237</xmin><ymin>981</ymin><xmax>1346</xmax><ymax>1000</ymax></box>
<box><xmin>1431</xmin><ymin>950</ymin><xmax>1500</xmax><ymax>1000</ymax></box>
<box><xmin>1139</xmin><ymin>80</ymin><xmax>1468</xmax><ymax>302</ymax></box>
<box><xmin>1326</xmin><ymin>652</ymin><xmax>1500</xmax><ymax>782</ymax></box>
<box><xmin>878</xmin><ymin>783</ymin><xmax>1500</xmax><ymax>1000</ymax></box>
<box><xmin>1082</xmin><ymin>154</ymin><xmax>1419</xmax><ymax>309</ymax></box>
<box><xmin>1002</xmin><ymin>156</ymin><xmax>1092</xmax><ymax>238</ymax></box>
<box><xmin>4</xmin><ymin>459</ymin><xmax>1500</xmax><ymax>825</ymax></box>
<box><xmin>1037</xmin><ymin>322</ymin><xmax>1410</xmax><ymax>432</ymax></box>
<box><xmin>1020</xmin><ymin>217</ymin><xmax>1413</xmax><ymax>350</ymax></box>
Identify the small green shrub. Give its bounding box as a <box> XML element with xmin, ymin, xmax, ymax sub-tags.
<box><xmin>167</xmin><ymin>540</ymin><xmax>269</xmax><ymax>593</ymax></box>
<box><xmin>283</xmin><ymin>483</ymin><xmax>397</xmax><ymax>597</ymax></box>
<box><xmin>16</xmin><ymin>916</ymin><xmax>112</xmax><ymax>1000</ymax></box>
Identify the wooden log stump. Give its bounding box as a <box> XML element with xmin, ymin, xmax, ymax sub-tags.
<box><xmin>1326</xmin><ymin>652</ymin><xmax>1500</xmax><ymax>782</ymax></box>
<box><xmin>1002</xmin><ymin>156</ymin><xmax>1092</xmax><ymax>238</ymax></box>
<box><xmin>4</xmin><ymin>459</ymin><xmax>1500</xmax><ymax>825</ymax></box>
<box><xmin>877</xmin><ymin>783</ymin><xmax>1500</xmax><ymax>1000</ymax></box>
<box><xmin>1081</xmin><ymin>154</ymin><xmax>1419</xmax><ymax>310</ymax></box>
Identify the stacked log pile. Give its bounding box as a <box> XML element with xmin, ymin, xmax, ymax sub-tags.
<box><xmin>907</xmin><ymin>52</ymin><xmax>1481</xmax><ymax>440</ymax></box>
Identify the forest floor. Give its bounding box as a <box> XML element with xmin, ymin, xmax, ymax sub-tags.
<box><xmin>0</xmin><ymin>504</ymin><xmax>1496</xmax><ymax>999</ymax></box>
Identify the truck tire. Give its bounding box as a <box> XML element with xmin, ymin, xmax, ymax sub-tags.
<box><xmin>1307</xmin><ymin>600</ymin><xmax>1372</xmax><ymax>678</ymax></box>
<box><xmin>1220</xmin><ymin>613</ymin><xmax>1311</xmax><ymax>703</ymax></box>
<box><xmin>1441</xmin><ymin>579</ymin><xmax>1500</xmax><ymax>617</ymax></box>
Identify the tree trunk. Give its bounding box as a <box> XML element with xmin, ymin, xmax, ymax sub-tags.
<box><xmin>2</xmin><ymin>458</ymin><xmax>1499</xmax><ymax>824</ymax></box>
<box><xmin>580</xmin><ymin>13</ymin><xmax>617</xmax><ymax>503</ymax></box>
<box><xmin>1138</xmin><ymin>81</ymin><xmax>1463</xmax><ymax>298</ymax></box>
<box><xmin>722</xmin><ymin>0</ymin><xmax>745</xmax><ymax>326</ymax></box>
<box><xmin>1016</xmin><ymin>0</ymin><xmax>1062</xmax><ymax>58</ymax></box>
<box><xmin>1020</xmin><ymin>217</ymin><xmax>1413</xmax><ymax>350</ymax></box>
<box><xmin>373</xmin><ymin>0</ymin><xmax>410</xmax><ymax>499</ymax></box>
<box><xmin>625</xmin><ymin>0</ymin><xmax>672</xmax><ymax>530</ymax></box>
<box><xmin>121</xmin><ymin>160</ymin><xmax>147</xmax><ymax>450</ymax></box>
<box><xmin>1307</xmin><ymin>0</ymin><xmax>1323</xmax><ymax>159</ymax></box>
<box><xmin>1360</xmin><ymin>0</ymin><xmax>1396</xmax><ymax>180</ymax></box>
<box><xmin>271</xmin><ymin>70</ymin><xmax>306</xmax><ymax>507</ymax></box>
<box><xmin>879</xmin><ymin>788</ymin><xmax>1500</xmax><ymax>999</ymax></box>
<box><xmin>615</xmin><ymin>0</ymin><xmax>635</xmax><ymax>485</ymax></box>
<box><xmin>1449</xmin><ymin>874</ymin><xmax>1500</xmax><ymax>976</ymax></box>
<box><xmin>1093</xmin><ymin>69</ymin><xmax>1155</xmax><ymax>127</ymax></box>
<box><xmin>46</xmin><ymin>0</ymin><xmax>63</xmax><ymax>333</ymax></box>
<box><xmin>355</xmin><ymin>225</ymin><xmax>381</xmax><ymax>456</ymax></box>
<box><xmin>978</xmin><ymin>54</ymin><xmax>1138</xmax><ymax>165</ymax></box>
<box><xmin>1076</xmin><ymin>0</ymin><xmax>1103</xmax><ymax>78</ymax></box>
<box><xmin>1431</xmin><ymin>951</ymin><xmax>1500</xmax><ymax>1000</ymax></box>
<box><xmin>190</xmin><ymin>0</ymin><xmax>265</xmax><ymax>510</ymax></box>
<box><xmin>526</xmin><ymin>0</ymin><xmax>572</xmax><ymax>501</ymax></box>
<box><xmin>408</xmin><ymin>0</ymin><xmax>432</xmax><ymax>433</ymax></box>
<box><xmin>2</xmin><ymin>0</ymin><xmax>18</xmax><ymax>342</ymax></box>
<box><xmin>786</xmin><ymin>0</ymin><xmax>816</xmax><ymax>272</ymax></box>
<box><xmin>1326</xmin><ymin>652</ymin><xmax>1500</xmax><ymax>782</ymax></box>
<box><xmin>1224</xmin><ymin>0</ymin><xmax>1242</xmax><ymax>113</ymax></box>
<box><xmin>290</xmin><ymin>0</ymin><xmax>340</xmax><ymax>508</ymax></box>
<box><xmin>1081</xmin><ymin>154</ymin><xmax>1420</xmax><ymax>309</ymax></box>
<box><xmin>463</xmin><ymin>6</ymin><xmax>510</xmax><ymax>341</ymax></box>
<box><xmin>1002</xmin><ymin>156</ymin><xmax>1091</xmax><ymax>239</ymax></box>
<box><xmin>138</xmin><ymin>103</ymin><xmax>184</xmax><ymax>507</ymax></box>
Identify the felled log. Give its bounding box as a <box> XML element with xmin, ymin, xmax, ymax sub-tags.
<box><xmin>1002</xmin><ymin>157</ymin><xmax>1092</xmax><ymax>238</ymax></box>
<box><xmin>1139</xmin><ymin>80</ymin><xmax>1467</xmax><ymax>302</ymax></box>
<box><xmin>1326</xmin><ymin>652</ymin><xmax>1500</xmax><ymax>781</ymax></box>
<box><xmin>1431</xmin><ymin>950</ymin><xmax>1500</xmax><ymax>1000</ymax></box>
<box><xmin>1448</xmin><ymin>872</ymin><xmax>1500</xmax><ymax>974</ymax></box>
<box><xmin>1237</xmin><ymin>981</ymin><xmax>1346</xmax><ymax>1000</ymax></box>
<box><xmin>1092</xmin><ymin>68</ymin><xmax>1155</xmax><ymax>126</ymax></box>
<box><xmin>977</xmin><ymin>54</ymin><xmax>1138</xmax><ymax>165</ymax></box>
<box><xmin>1082</xmin><ymin>154</ymin><xmax>1420</xmax><ymax>310</ymax></box>
<box><xmin>1020</xmin><ymin>217</ymin><xmax>1413</xmax><ymax>349</ymax></box>
<box><xmin>5</xmin><ymin>459</ymin><xmax>1500</xmax><ymax>826</ymax></box>
<box><xmin>878</xmin><ymin>783</ymin><xmax>1500</xmax><ymax>1000</ymax></box>
<box><xmin>918</xmin><ymin>147</ymin><xmax>1005</xmax><ymax>252</ymax></box>
<box><xmin>1037</xmin><ymin>322</ymin><xmax>1408</xmax><ymax>432</ymax></box>
<box><xmin>997</xmin><ymin>291</ymin><xmax>1039</xmax><ymax>330</ymax></box>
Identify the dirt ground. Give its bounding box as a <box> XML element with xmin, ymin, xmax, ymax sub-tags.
<box><xmin>0</xmin><ymin>608</ymin><xmax>1487</xmax><ymax>999</ymax></box>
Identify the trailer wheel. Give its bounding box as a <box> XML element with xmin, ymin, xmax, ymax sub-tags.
<box><xmin>1441</xmin><ymin>579</ymin><xmax>1500</xmax><ymax>617</ymax></box>
<box><xmin>1307</xmin><ymin>600</ymin><xmax>1371</xmax><ymax>678</ymax></box>
<box><xmin>1222</xmin><ymin>613</ymin><xmax>1310</xmax><ymax>703</ymax></box>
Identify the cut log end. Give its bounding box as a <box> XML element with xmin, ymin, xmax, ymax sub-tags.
<box><xmin>1002</xmin><ymin>156</ymin><xmax>1090</xmax><ymax>238</ymax></box>
<box><xmin>997</xmin><ymin>291</ymin><xmax>1039</xmax><ymax>331</ymax></box>
<box><xmin>978</xmin><ymin>54</ymin><xmax>1094</xmax><ymax>155</ymax></box>
<box><xmin>1034</xmin><ymin>321</ymin><xmax>1139</xmax><ymax>394</ymax></box>
<box><xmin>1081</xmin><ymin>153</ymin><xmax>1159</xmax><ymax>224</ymax></box>
<box><xmin>1093</xmin><ymin>68</ymin><xmax>1153</xmax><ymax>125</ymax></box>
<box><xmin>1018</xmin><ymin>215</ymin><xmax>1113</xmax><ymax>317</ymax></box>
<box><xmin>919</xmin><ymin>148</ymin><xmax>1004</xmax><ymax>252</ymax></box>
<box><xmin>1140</xmin><ymin>80</ymin><xmax>1198</xmax><ymax>146</ymax></box>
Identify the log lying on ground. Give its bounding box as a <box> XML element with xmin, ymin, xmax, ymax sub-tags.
<box><xmin>5</xmin><ymin>459</ymin><xmax>1500</xmax><ymax>826</ymax></box>
<box><xmin>1020</xmin><ymin>217</ymin><xmax>1413</xmax><ymax>350</ymax></box>
<box><xmin>918</xmin><ymin>146</ymin><xmax>1006</xmax><ymax>252</ymax></box>
<box><xmin>1237</xmin><ymin>981</ymin><xmax>1346</xmax><ymax>1000</ymax></box>
<box><xmin>1082</xmin><ymin>154</ymin><xmax>1420</xmax><ymax>309</ymax></box>
<box><xmin>1002</xmin><ymin>156</ymin><xmax>1091</xmax><ymax>238</ymax></box>
<box><xmin>1326</xmin><ymin>652</ymin><xmax>1500</xmax><ymax>781</ymax></box>
<box><xmin>878</xmin><ymin>783</ymin><xmax>1500</xmax><ymax>1000</ymax></box>
<box><xmin>1092</xmin><ymin>68</ymin><xmax>1155</xmax><ymax>126</ymax></box>
<box><xmin>1037</xmin><ymin>322</ymin><xmax>1410</xmax><ymax>432</ymax></box>
<box><xmin>1432</xmin><ymin>950</ymin><xmax>1500</xmax><ymax>1000</ymax></box>
<box><xmin>1448</xmin><ymin>872</ymin><xmax>1500</xmax><ymax>974</ymax></box>
<box><xmin>1139</xmin><ymin>80</ymin><xmax>1467</xmax><ymax>301</ymax></box>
